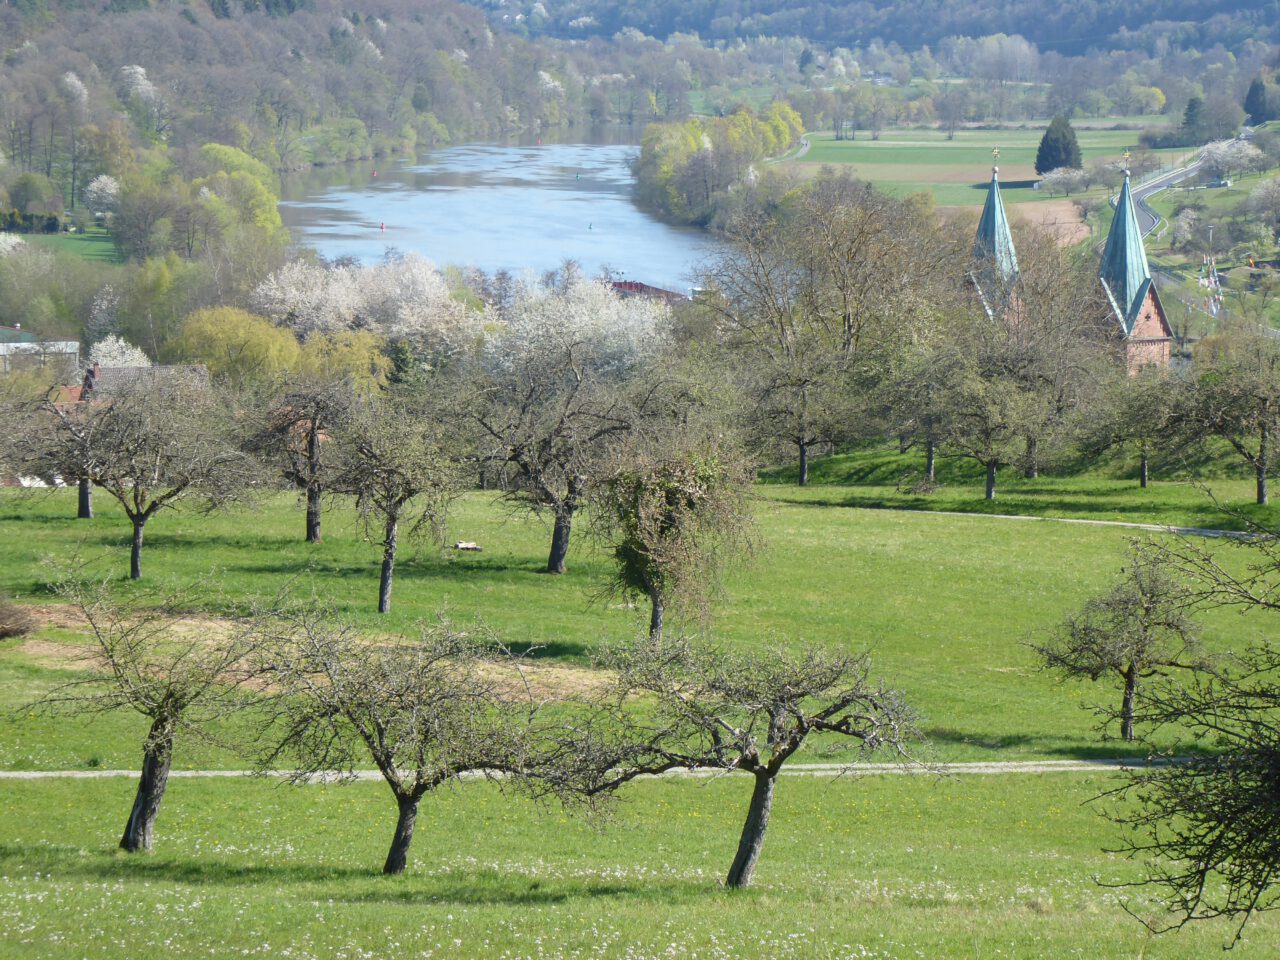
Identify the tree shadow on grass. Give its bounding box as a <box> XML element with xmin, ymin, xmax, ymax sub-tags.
<box><xmin>0</xmin><ymin>844</ymin><xmax>704</xmax><ymax>905</ymax></box>
<box><xmin>0</xmin><ymin>845</ymin><xmax>368</xmax><ymax>886</ymax></box>
<box><xmin>503</xmin><ymin>638</ymin><xmax>594</xmax><ymax>660</ymax></box>
<box><xmin>231</xmin><ymin>556</ymin><xmax>543</xmax><ymax>582</ymax></box>
<box><xmin>774</xmin><ymin>491</ymin><xmax>1236</xmax><ymax>527</ymax></box>
<box><xmin>332</xmin><ymin>873</ymin><xmax>700</xmax><ymax>907</ymax></box>
<box><xmin>923</xmin><ymin>725</ymin><xmax>1182</xmax><ymax>760</ymax></box>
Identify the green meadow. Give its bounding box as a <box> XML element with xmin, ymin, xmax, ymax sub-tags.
<box><xmin>4</xmin><ymin>773</ymin><xmax>1278</xmax><ymax>959</ymax></box>
<box><xmin>26</xmin><ymin>226</ymin><xmax>124</xmax><ymax>264</ymax></box>
<box><xmin>788</xmin><ymin>124</ymin><xmax>1191</xmax><ymax>207</ymax></box>
<box><xmin>0</xmin><ymin>477</ymin><xmax>1273</xmax><ymax>770</ymax></box>
<box><xmin>1</xmin><ymin>466</ymin><xmax>1277</xmax><ymax>957</ymax></box>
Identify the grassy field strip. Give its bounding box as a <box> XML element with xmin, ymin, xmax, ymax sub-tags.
<box><xmin>0</xmin><ymin>759</ymin><xmax>1155</xmax><ymax>779</ymax></box>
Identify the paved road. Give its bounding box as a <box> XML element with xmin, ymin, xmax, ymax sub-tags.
<box><xmin>1131</xmin><ymin>156</ymin><xmax>1202</xmax><ymax>238</ymax></box>
<box><xmin>0</xmin><ymin>759</ymin><xmax>1163</xmax><ymax>780</ymax></box>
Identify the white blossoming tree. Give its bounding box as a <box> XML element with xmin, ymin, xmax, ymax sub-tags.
<box><xmin>84</xmin><ymin>176</ymin><xmax>121</xmax><ymax>217</ymax></box>
<box><xmin>252</xmin><ymin>254</ymin><xmax>479</xmax><ymax>357</ymax></box>
<box><xmin>88</xmin><ymin>335</ymin><xmax>151</xmax><ymax>369</ymax></box>
<box><xmin>357</xmin><ymin>253</ymin><xmax>477</xmax><ymax>352</ymax></box>
<box><xmin>251</xmin><ymin>260</ymin><xmax>363</xmax><ymax>336</ymax></box>
<box><xmin>473</xmin><ymin>277</ymin><xmax>670</xmax><ymax>573</ymax></box>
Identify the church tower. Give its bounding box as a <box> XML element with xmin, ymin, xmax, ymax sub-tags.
<box><xmin>970</xmin><ymin>150</ymin><xmax>1019</xmax><ymax>320</ymax></box>
<box><xmin>1099</xmin><ymin>158</ymin><xmax>1173</xmax><ymax>370</ymax></box>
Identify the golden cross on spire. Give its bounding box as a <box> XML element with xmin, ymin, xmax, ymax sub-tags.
<box><xmin>1122</xmin><ymin>150</ymin><xmax>1131</xmax><ymax>176</ymax></box>
<box><xmin>992</xmin><ymin>147</ymin><xmax>999</xmax><ymax>175</ymax></box>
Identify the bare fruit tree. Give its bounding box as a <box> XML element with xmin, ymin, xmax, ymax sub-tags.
<box><xmin>588</xmin><ymin>637</ymin><xmax>919</xmax><ymax>888</ymax></box>
<box><xmin>254</xmin><ymin>611</ymin><xmax>553</xmax><ymax>875</ymax></box>
<box><xmin>1033</xmin><ymin>546</ymin><xmax>1203</xmax><ymax>741</ymax></box>
<box><xmin>28</xmin><ymin>371</ymin><xmax>258</xmax><ymax>579</ymax></box>
<box><xmin>1178</xmin><ymin>323</ymin><xmax>1280</xmax><ymax>506</ymax></box>
<box><xmin>1100</xmin><ymin>528</ymin><xmax>1280</xmax><ymax>944</ymax></box>
<box><xmin>33</xmin><ymin>580</ymin><xmax>258</xmax><ymax>852</ymax></box>
<box><xmin>252</xmin><ymin>376</ymin><xmax>355</xmax><ymax>544</ymax></box>
<box><xmin>329</xmin><ymin>396</ymin><xmax>457</xmax><ymax>613</ymax></box>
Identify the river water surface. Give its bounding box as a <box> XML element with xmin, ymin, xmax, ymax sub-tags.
<box><xmin>279</xmin><ymin>140</ymin><xmax>719</xmax><ymax>292</ymax></box>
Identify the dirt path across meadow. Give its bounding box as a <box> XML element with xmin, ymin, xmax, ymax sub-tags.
<box><xmin>0</xmin><ymin>759</ymin><xmax>1156</xmax><ymax>780</ymax></box>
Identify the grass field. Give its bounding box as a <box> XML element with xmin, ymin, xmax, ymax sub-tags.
<box><xmin>0</xmin><ymin>480</ymin><xmax>1272</xmax><ymax>772</ymax></box>
<box><xmin>788</xmin><ymin>125</ymin><xmax>1192</xmax><ymax>208</ymax></box>
<box><xmin>2</xmin><ymin>472</ymin><xmax>1277</xmax><ymax>957</ymax></box>
<box><xmin>4</xmin><ymin>772</ymin><xmax>1278</xmax><ymax>959</ymax></box>
<box><xmin>25</xmin><ymin>226</ymin><xmax>124</xmax><ymax>264</ymax></box>
<box><xmin>760</xmin><ymin>445</ymin><xmax>1280</xmax><ymax>529</ymax></box>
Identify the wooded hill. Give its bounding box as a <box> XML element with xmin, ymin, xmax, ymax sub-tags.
<box><xmin>462</xmin><ymin>0</ymin><xmax>1276</xmax><ymax>57</ymax></box>
<box><xmin>0</xmin><ymin>0</ymin><xmax>735</xmax><ymax>190</ymax></box>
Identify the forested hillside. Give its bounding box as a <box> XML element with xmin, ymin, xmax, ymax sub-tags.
<box><xmin>464</xmin><ymin>0</ymin><xmax>1275</xmax><ymax>56</ymax></box>
<box><xmin>0</xmin><ymin>0</ymin><xmax>770</xmax><ymax>196</ymax></box>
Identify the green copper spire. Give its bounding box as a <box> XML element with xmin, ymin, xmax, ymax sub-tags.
<box><xmin>971</xmin><ymin>152</ymin><xmax>1019</xmax><ymax>317</ymax></box>
<box><xmin>1099</xmin><ymin>166</ymin><xmax>1152</xmax><ymax>336</ymax></box>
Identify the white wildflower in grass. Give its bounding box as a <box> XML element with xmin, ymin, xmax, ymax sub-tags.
<box><xmin>0</xmin><ymin>234</ymin><xmax>26</xmax><ymax>256</ymax></box>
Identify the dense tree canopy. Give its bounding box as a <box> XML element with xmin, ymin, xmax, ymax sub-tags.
<box><xmin>460</xmin><ymin>0</ymin><xmax>1275</xmax><ymax>57</ymax></box>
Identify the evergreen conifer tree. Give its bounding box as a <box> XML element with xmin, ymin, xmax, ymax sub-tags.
<box><xmin>1244</xmin><ymin>78</ymin><xmax>1269</xmax><ymax>122</ymax></box>
<box><xmin>1244</xmin><ymin>77</ymin><xmax>1279</xmax><ymax>124</ymax></box>
<box><xmin>1181</xmin><ymin>96</ymin><xmax>1206</xmax><ymax>142</ymax></box>
<box><xmin>1034</xmin><ymin>116</ymin><xmax>1082</xmax><ymax>175</ymax></box>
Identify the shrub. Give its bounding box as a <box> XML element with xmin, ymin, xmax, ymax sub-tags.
<box><xmin>0</xmin><ymin>596</ymin><xmax>34</xmax><ymax>639</ymax></box>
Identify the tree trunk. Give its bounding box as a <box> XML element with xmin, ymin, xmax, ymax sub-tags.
<box><xmin>984</xmin><ymin>462</ymin><xmax>997</xmax><ymax>501</ymax></box>
<box><xmin>546</xmin><ymin>505</ymin><xmax>573</xmax><ymax>575</ymax></box>
<box><xmin>648</xmin><ymin>586</ymin><xmax>664</xmax><ymax>643</ymax></box>
<box><xmin>130</xmin><ymin>517</ymin><xmax>147</xmax><ymax>580</ymax></box>
<box><xmin>305</xmin><ymin>483</ymin><xmax>322</xmax><ymax>543</ymax></box>
<box><xmin>798</xmin><ymin>440</ymin><xmax>809</xmax><ymax>487</ymax></box>
<box><xmin>924</xmin><ymin>438</ymin><xmax>936</xmax><ymax>484</ymax></box>
<box><xmin>1022</xmin><ymin>437</ymin><xmax>1038</xmax><ymax>480</ymax></box>
<box><xmin>77</xmin><ymin>478</ymin><xmax>93</xmax><ymax>519</ymax></box>
<box><xmin>1258</xmin><ymin>418</ymin><xmax>1270</xmax><ymax>506</ymax></box>
<box><xmin>726</xmin><ymin>771</ymin><xmax>776</xmax><ymax>889</ymax></box>
<box><xmin>1121</xmin><ymin>665</ymin><xmax>1138</xmax><ymax>742</ymax></box>
<box><xmin>120</xmin><ymin>719</ymin><xmax>174</xmax><ymax>853</ymax></box>
<box><xmin>378</xmin><ymin>516</ymin><xmax>397</xmax><ymax>614</ymax></box>
<box><xmin>305</xmin><ymin>424</ymin><xmax>322</xmax><ymax>543</ymax></box>
<box><xmin>383</xmin><ymin>792</ymin><xmax>421</xmax><ymax>875</ymax></box>
<box><xmin>1139</xmin><ymin>447</ymin><xmax>1150</xmax><ymax>489</ymax></box>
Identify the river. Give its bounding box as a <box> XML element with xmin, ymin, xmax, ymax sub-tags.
<box><xmin>278</xmin><ymin>138</ymin><xmax>720</xmax><ymax>293</ymax></box>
